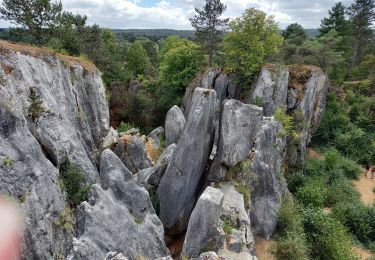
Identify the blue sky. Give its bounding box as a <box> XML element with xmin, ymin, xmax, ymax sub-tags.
<box><xmin>0</xmin><ymin>0</ymin><xmax>354</xmax><ymax>29</ymax></box>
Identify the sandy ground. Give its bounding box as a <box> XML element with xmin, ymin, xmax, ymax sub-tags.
<box><xmin>353</xmin><ymin>169</ymin><xmax>375</xmax><ymax>206</ymax></box>
<box><xmin>354</xmin><ymin>246</ymin><xmax>374</xmax><ymax>260</ymax></box>
<box><xmin>255</xmin><ymin>238</ymin><xmax>275</xmax><ymax>260</ymax></box>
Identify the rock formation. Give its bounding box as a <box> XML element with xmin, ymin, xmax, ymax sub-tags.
<box><xmin>0</xmin><ymin>40</ymin><xmax>329</xmax><ymax>260</ymax></box>
<box><xmin>70</xmin><ymin>150</ymin><xmax>170</xmax><ymax>259</ymax></box>
<box><xmin>157</xmin><ymin>87</ymin><xmax>217</xmax><ymax>232</ymax></box>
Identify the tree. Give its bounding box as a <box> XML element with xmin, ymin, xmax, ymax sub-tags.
<box><xmin>0</xmin><ymin>0</ymin><xmax>62</xmax><ymax>44</ymax></box>
<box><xmin>125</xmin><ymin>41</ymin><xmax>151</xmax><ymax>77</ymax></box>
<box><xmin>157</xmin><ymin>36</ymin><xmax>203</xmax><ymax>113</ymax></box>
<box><xmin>298</xmin><ymin>30</ymin><xmax>344</xmax><ymax>71</ymax></box>
<box><xmin>190</xmin><ymin>0</ymin><xmax>229</xmax><ymax>66</ymax></box>
<box><xmin>319</xmin><ymin>2</ymin><xmax>350</xmax><ymax>36</ymax></box>
<box><xmin>223</xmin><ymin>8</ymin><xmax>283</xmax><ymax>86</ymax></box>
<box><xmin>347</xmin><ymin>0</ymin><xmax>375</xmax><ymax>66</ymax></box>
<box><xmin>283</xmin><ymin>23</ymin><xmax>307</xmax><ymax>45</ymax></box>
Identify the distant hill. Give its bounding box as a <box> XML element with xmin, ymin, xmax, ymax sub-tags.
<box><xmin>113</xmin><ymin>29</ymin><xmax>196</xmax><ymax>42</ymax></box>
<box><xmin>305</xmin><ymin>29</ymin><xmax>320</xmax><ymax>38</ymax></box>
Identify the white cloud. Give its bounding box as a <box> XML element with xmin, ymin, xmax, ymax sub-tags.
<box><xmin>0</xmin><ymin>0</ymin><xmax>355</xmax><ymax>29</ymax></box>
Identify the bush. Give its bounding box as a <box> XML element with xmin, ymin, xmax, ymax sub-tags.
<box><xmin>303</xmin><ymin>208</ymin><xmax>358</xmax><ymax>260</ymax></box>
<box><xmin>117</xmin><ymin>122</ymin><xmax>138</xmax><ymax>133</ymax></box>
<box><xmin>60</xmin><ymin>160</ymin><xmax>90</xmax><ymax>207</ymax></box>
<box><xmin>325</xmin><ymin>179</ymin><xmax>360</xmax><ymax>207</ymax></box>
<box><xmin>333</xmin><ymin>202</ymin><xmax>375</xmax><ymax>246</ymax></box>
<box><xmin>296</xmin><ymin>177</ymin><xmax>327</xmax><ymax>208</ymax></box>
<box><xmin>272</xmin><ymin>196</ymin><xmax>309</xmax><ymax>260</ymax></box>
<box><xmin>27</xmin><ymin>87</ymin><xmax>45</xmax><ymax>122</ymax></box>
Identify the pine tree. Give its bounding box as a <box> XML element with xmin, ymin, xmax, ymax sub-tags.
<box><xmin>28</xmin><ymin>88</ymin><xmax>45</xmax><ymax>122</ymax></box>
<box><xmin>283</xmin><ymin>23</ymin><xmax>307</xmax><ymax>45</ymax></box>
<box><xmin>0</xmin><ymin>0</ymin><xmax>62</xmax><ymax>45</ymax></box>
<box><xmin>319</xmin><ymin>2</ymin><xmax>350</xmax><ymax>36</ymax></box>
<box><xmin>347</xmin><ymin>0</ymin><xmax>375</xmax><ymax>66</ymax></box>
<box><xmin>190</xmin><ymin>0</ymin><xmax>229</xmax><ymax>66</ymax></box>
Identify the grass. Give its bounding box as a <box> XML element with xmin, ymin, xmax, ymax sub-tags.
<box><xmin>222</xmin><ymin>217</ymin><xmax>234</xmax><ymax>235</ymax></box>
<box><xmin>53</xmin><ymin>207</ymin><xmax>75</xmax><ymax>234</ymax></box>
<box><xmin>0</xmin><ymin>40</ymin><xmax>97</xmax><ymax>71</ymax></box>
<box><xmin>234</xmin><ymin>182</ymin><xmax>250</xmax><ymax>207</ymax></box>
<box><xmin>3</xmin><ymin>156</ymin><xmax>13</xmax><ymax>166</ymax></box>
<box><xmin>130</xmin><ymin>210</ymin><xmax>144</xmax><ymax>225</ymax></box>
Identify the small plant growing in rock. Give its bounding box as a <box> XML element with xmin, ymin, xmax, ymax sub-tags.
<box><xmin>221</xmin><ymin>217</ymin><xmax>234</xmax><ymax>235</ymax></box>
<box><xmin>27</xmin><ymin>87</ymin><xmax>45</xmax><ymax>122</ymax></box>
<box><xmin>234</xmin><ymin>182</ymin><xmax>250</xmax><ymax>207</ymax></box>
<box><xmin>3</xmin><ymin>156</ymin><xmax>13</xmax><ymax>166</ymax></box>
<box><xmin>254</xmin><ymin>96</ymin><xmax>263</xmax><ymax>107</ymax></box>
<box><xmin>130</xmin><ymin>210</ymin><xmax>143</xmax><ymax>225</ymax></box>
<box><xmin>53</xmin><ymin>207</ymin><xmax>75</xmax><ymax>234</ymax></box>
<box><xmin>59</xmin><ymin>160</ymin><xmax>90</xmax><ymax>207</ymax></box>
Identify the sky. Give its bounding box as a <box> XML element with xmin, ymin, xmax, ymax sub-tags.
<box><xmin>0</xmin><ymin>0</ymin><xmax>355</xmax><ymax>29</ymax></box>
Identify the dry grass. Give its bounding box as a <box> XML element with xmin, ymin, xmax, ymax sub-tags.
<box><xmin>255</xmin><ymin>237</ymin><xmax>275</xmax><ymax>260</ymax></box>
<box><xmin>287</xmin><ymin>64</ymin><xmax>322</xmax><ymax>90</ymax></box>
<box><xmin>0</xmin><ymin>40</ymin><xmax>97</xmax><ymax>71</ymax></box>
<box><xmin>145</xmin><ymin>138</ymin><xmax>161</xmax><ymax>163</ymax></box>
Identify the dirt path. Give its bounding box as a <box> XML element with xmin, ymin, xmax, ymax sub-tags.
<box><xmin>353</xmin><ymin>169</ymin><xmax>375</xmax><ymax>205</ymax></box>
<box><xmin>354</xmin><ymin>246</ymin><xmax>374</xmax><ymax>260</ymax></box>
<box><xmin>255</xmin><ymin>238</ymin><xmax>275</xmax><ymax>260</ymax></box>
<box><xmin>307</xmin><ymin>148</ymin><xmax>325</xmax><ymax>160</ymax></box>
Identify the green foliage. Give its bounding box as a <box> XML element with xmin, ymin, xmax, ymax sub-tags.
<box><xmin>272</xmin><ymin>196</ymin><xmax>309</xmax><ymax>260</ymax></box>
<box><xmin>59</xmin><ymin>160</ymin><xmax>90</xmax><ymax>207</ymax></box>
<box><xmin>157</xmin><ymin>36</ymin><xmax>203</xmax><ymax>114</ymax></box>
<box><xmin>53</xmin><ymin>207</ymin><xmax>75</xmax><ymax>234</ymax></box>
<box><xmin>253</xmin><ymin>96</ymin><xmax>263</xmax><ymax>107</ymax></box>
<box><xmin>189</xmin><ymin>0</ymin><xmax>229</xmax><ymax>66</ymax></box>
<box><xmin>149</xmin><ymin>189</ymin><xmax>160</xmax><ymax>216</ymax></box>
<box><xmin>130</xmin><ymin>210</ymin><xmax>144</xmax><ymax>225</ymax></box>
<box><xmin>282</xmin><ymin>23</ymin><xmax>307</xmax><ymax>46</ymax></box>
<box><xmin>0</xmin><ymin>0</ymin><xmax>62</xmax><ymax>44</ymax></box>
<box><xmin>27</xmin><ymin>88</ymin><xmax>45</xmax><ymax>122</ymax></box>
<box><xmin>319</xmin><ymin>2</ymin><xmax>351</xmax><ymax>37</ymax></box>
<box><xmin>125</xmin><ymin>41</ymin><xmax>151</xmax><ymax>77</ymax></box>
<box><xmin>117</xmin><ymin>122</ymin><xmax>138</xmax><ymax>133</ymax></box>
<box><xmin>234</xmin><ymin>182</ymin><xmax>250</xmax><ymax>207</ymax></box>
<box><xmin>274</xmin><ymin>107</ymin><xmax>293</xmax><ymax>137</ymax></box>
<box><xmin>221</xmin><ymin>217</ymin><xmax>234</xmax><ymax>235</ymax></box>
<box><xmin>3</xmin><ymin>156</ymin><xmax>13</xmax><ymax>166</ymax></box>
<box><xmin>223</xmin><ymin>8</ymin><xmax>283</xmax><ymax>87</ymax></box>
<box><xmin>303</xmin><ymin>208</ymin><xmax>358</xmax><ymax>260</ymax></box>
<box><xmin>296</xmin><ymin>177</ymin><xmax>327</xmax><ymax>208</ymax></box>
<box><xmin>332</xmin><ymin>202</ymin><xmax>375</xmax><ymax>245</ymax></box>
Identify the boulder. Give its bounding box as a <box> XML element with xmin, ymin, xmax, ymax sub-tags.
<box><xmin>208</xmin><ymin>100</ymin><xmax>263</xmax><ymax>181</ymax></box>
<box><xmin>182</xmin><ymin>185</ymin><xmax>255</xmax><ymax>258</ymax></box>
<box><xmin>113</xmin><ymin>134</ymin><xmax>153</xmax><ymax>174</ymax></box>
<box><xmin>157</xmin><ymin>88</ymin><xmax>217</xmax><ymax>232</ymax></box>
<box><xmin>165</xmin><ymin>106</ymin><xmax>186</xmax><ymax>146</ymax></box>
<box><xmin>246</xmin><ymin>117</ymin><xmax>288</xmax><ymax>238</ymax></box>
<box><xmin>70</xmin><ymin>149</ymin><xmax>170</xmax><ymax>260</ymax></box>
<box><xmin>251</xmin><ymin>65</ymin><xmax>289</xmax><ymax>116</ymax></box>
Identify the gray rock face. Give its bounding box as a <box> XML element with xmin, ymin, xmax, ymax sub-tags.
<box><xmin>181</xmin><ymin>68</ymin><xmax>240</xmax><ymax>119</ymax></box>
<box><xmin>70</xmin><ymin>149</ymin><xmax>170</xmax><ymax>260</ymax></box>
<box><xmin>113</xmin><ymin>134</ymin><xmax>153</xmax><ymax>174</ymax></box>
<box><xmin>209</xmin><ymin>100</ymin><xmax>263</xmax><ymax>181</ymax></box>
<box><xmin>247</xmin><ymin>117</ymin><xmax>288</xmax><ymax>238</ymax></box>
<box><xmin>182</xmin><ymin>185</ymin><xmax>255</xmax><ymax>259</ymax></box>
<box><xmin>148</xmin><ymin>126</ymin><xmax>164</xmax><ymax>149</ymax></box>
<box><xmin>251</xmin><ymin>66</ymin><xmax>289</xmax><ymax>116</ymax></box>
<box><xmin>158</xmin><ymin>88</ymin><xmax>217</xmax><ymax>232</ymax></box>
<box><xmin>0</xmin><ymin>43</ymin><xmax>109</xmax><ymax>259</ymax></box>
<box><xmin>165</xmin><ymin>106</ymin><xmax>186</xmax><ymax>146</ymax></box>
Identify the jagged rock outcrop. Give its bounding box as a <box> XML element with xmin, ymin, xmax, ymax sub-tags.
<box><xmin>182</xmin><ymin>185</ymin><xmax>255</xmax><ymax>259</ymax></box>
<box><xmin>158</xmin><ymin>88</ymin><xmax>217</xmax><ymax>233</ymax></box>
<box><xmin>113</xmin><ymin>134</ymin><xmax>153</xmax><ymax>174</ymax></box>
<box><xmin>208</xmin><ymin>100</ymin><xmax>263</xmax><ymax>181</ymax></box>
<box><xmin>246</xmin><ymin>117</ymin><xmax>288</xmax><ymax>238</ymax></box>
<box><xmin>0</xmin><ymin>41</ymin><xmax>109</xmax><ymax>259</ymax></box>
<box><xmin>250</xmin><ymin>65</ymin><xmax>289</xmax><ymax>116</ymax></box>
<box><xmin>70</xmin><ymin>149</ymin><xmax>170</xmax><ymax>260</ymax></box>
<box><xmin>165</xmin><ymin>105</ymin><xmax>186</xmax><ymax>146</ymax></box>
<box><xmin>249</xmin><ymin>65</ymin><xmax>329</xmax><ymax>165</ymax></box>
<box><xmin>181</xmin><ymin>68</ymin><xmax>240</xmax><ymax>119</ymax></box>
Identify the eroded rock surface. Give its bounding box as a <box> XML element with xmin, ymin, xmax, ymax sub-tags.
<box><xmin>0</xmin><ymin>41</ymin><xmax>109</xmax><ymax>259</ymax></box>
<box><xmin>182</xmin><ymin>185</ymin><xmax>255</xmax><ymax>259</ymax></box>
<box><xmin>158</xmin><ymin>88</ymin><xmax>217</xmax><ymax>232</ymax></box>
<box><xmin>70</xmin><ymin>149</ymin><xmax>170</xmax><ymax>260</ymax></box>
<box><xmin>165</xmin><ymin>105</ymin><xmax>186</xmax><ymax>146</ymax></box>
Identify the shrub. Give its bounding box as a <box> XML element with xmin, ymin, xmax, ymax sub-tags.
<box><xmin>3</xmin><ymin>156</ymin><xmax>13</xmax><ymax>166</ymax></box>
<box><xmin>333</xmin><ymin>203</ymin><xmax>375</xmax><ymax>246</ymax></box>
<box><xmin>325</xmin><ymin>179</ymin><xmax>360</xmax><ymax>207</ymax></box>
<box><xmin>53</xmin><ymin>207</ymin><xmax>75</xmax><ymax>234</ymax></box>
<box><xmin>274</xmin><ymin>107</ymin><xmax>293</xmax><ymax>137</ymax></box>
<box><xmin>272</xmin><ymin>196</ymin><xmax>309</xmax><ymax>260</ymax></box>
<box><xmin>296</xmin><ymin>177</ymin><xmax>327</xmax><ymax>208</ymax></box>
<box><xmin>303</xmin><ymin>208</ymin><xmax>358</xmax><ymax>260</ymax></box>
<box><xmin>60</xmin><ymin>160</ymin><xmax>90</xmax><ymax>207</ymax></box>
